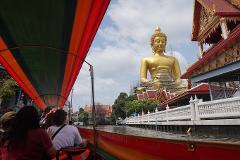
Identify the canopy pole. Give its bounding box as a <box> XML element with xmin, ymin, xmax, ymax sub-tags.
<box><xmin>69</xmin><ymin>87</ymin><xmax>74</xmax><ymax>123</ymax></box>
<box><xmin>85</xmin><ymin>60</ymin><xmax>96</xmax><ymax>160</ymax></box>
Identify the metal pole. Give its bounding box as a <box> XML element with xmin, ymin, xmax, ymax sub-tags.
<box><xmin>85</xmin><ymin>61</ymin><xmax>97</xmax><ymax>160</ymax></box>
<box><xmin>208</xmin><ymin>81</ymin><xmax>213</xmax><ymax>101</ymax></box>
<box><xmin>69</xmin><ymin>87</ymin><xmax>74</xmax><ymax>123</ymax></box>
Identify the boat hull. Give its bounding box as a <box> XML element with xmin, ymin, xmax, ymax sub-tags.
<box><xmin>79</xmin><ymin>127</ymin><xmax>240</xmax><ymax>160</ymax></box>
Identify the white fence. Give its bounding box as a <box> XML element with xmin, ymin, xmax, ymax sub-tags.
<box><xmin>124</xmin><ymin>96</ymin><xmax>240</xmax><ymax>125</ymax></box>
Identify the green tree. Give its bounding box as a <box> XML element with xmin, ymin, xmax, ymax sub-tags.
<box><xmin>126</xmin><ymin>94</ymin><xmax>137</xmax><ymax>101</ymax></box>
<box><xmin>78</xmin><ymin>108</ymin><xmax>89</xmax><ymax>125</ymax></box>
<box><xmin>112</xmin><ymin>92</ymin><xmax>128</xmax><ymax>121</ymax></box>
<box><xmin>0</xmin><ymin>78</ymin><xmax>17</xmax><ymax>99</ymax></box>
<box><xmin>79</xmin><ymin>107</ymin><xmax>84</xmax><ymax>112</ymax></box>
<box><xmin>125</xmin><ymin>99</ymin><xmax>159</xmax><ymax>116</ymax></box>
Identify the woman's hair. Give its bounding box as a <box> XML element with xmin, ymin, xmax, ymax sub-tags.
<box><xmin>52</xmin><ymin>109</ymin><xmax>67</xmax><ymax>126</ymax></box>
<box><xmin>16</xmin><ymin>105</ymin><xmax>40</xmax><ymax>130</ymax></box>
<box><xmin>2</xmin><ymin>106</ymin><xmax>40</xmax><ymax>149</ymax></box>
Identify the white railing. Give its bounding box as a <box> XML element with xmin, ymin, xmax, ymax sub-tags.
<box><xmin>124</xmin><ymin>96</ymin><xmax>240</xmax><ymax>125</ymax></box>
<box><xmin>167</xmin><ymin>105</ymin><xmax>191</xmax><ymax>121</ymax></box>
<box><xmin>197</xmin><ymin>96</ymin><xmax>240</xmax><ymax>119</ymax></box>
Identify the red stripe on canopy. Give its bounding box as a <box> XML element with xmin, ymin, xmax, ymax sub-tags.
<box><xmin>0</xmin><ymin>37</ymin><xmax>46</xmax><ymax>109</ymax></box>
<box><xmin>58</xmin><ymin>0</ymin><xmax>110</xmax><ymax>107</ymax></box>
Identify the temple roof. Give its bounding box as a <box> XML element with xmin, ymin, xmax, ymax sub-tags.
<box><xmin>192</xmin><ymin>0</ymin><xmax>240</xmax><ymax>43</ymax></box>
<box><xmin>191</xmin><ymin>60</ymin><xmax>240</xmax><ymax>83</ymax></box>
<box><xmin>182</xmin><ymin>24</ymin><xmax>240</xmax><ymax>79</ymax></box>
<box><xmin>199</xmin><ymin>0</ymin><xmax>240</xmax><ymax>16</ymax></box>
<box><xmin>160</xmin><ymin>83</ymin><xmax>209</xmax><ymax>107</ymax></box>
<box><xmin>146</xmin><ymin>90</ymin><xmax>158</xmax><ymax>100</ymax></box>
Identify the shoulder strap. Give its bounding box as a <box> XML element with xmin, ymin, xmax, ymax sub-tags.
<box><xmin>51</xmin><ymin>124</ymin><xmax>67</xmax><ymax>140</ymax></box>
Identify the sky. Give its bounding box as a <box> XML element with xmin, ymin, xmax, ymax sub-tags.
<box><xmin>70</xmin><ymin>0</ymin><xmax>200</xmax><ymax>112</ymax></box>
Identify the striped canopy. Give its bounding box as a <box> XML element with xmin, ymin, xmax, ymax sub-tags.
<box><xmin>0</xmin><ymin>0</ymin><xmax>110</xmax><ymax>110</ymax></box>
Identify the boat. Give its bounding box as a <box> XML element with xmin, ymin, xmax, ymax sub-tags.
<box><xmin>0</xmin><ymin>0</ymin><xmax>110</xmax><ymax>159</ymax></box>
<box><xmin>0</xmin><ymin>0</ymin><xmax>240</xmax><ymax>160</ymax></box>
<box><xmin>79</xmin><ymin>127</ymin><xmax>240</xmax><ymax>160</ymax></box>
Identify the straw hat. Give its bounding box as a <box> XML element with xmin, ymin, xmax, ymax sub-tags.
<box><xmin>0</xmin><ymin>111</ymin><xmax>16</xmax><ymax>129</ymax></box>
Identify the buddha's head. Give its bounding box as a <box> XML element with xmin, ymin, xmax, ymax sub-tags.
<box><xmin>150</xmin><ymin>26</ymin><xmax>167</xmax><ymax>54</ymax></box>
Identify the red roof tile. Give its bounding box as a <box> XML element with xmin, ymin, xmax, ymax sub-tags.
<box><xmin>137</xmin><ymin>94</ymin><xmax>144</xmax><ymax>100</ymax></box>
<box><xmin>146</xmin><ymin>90</ymin><xmax>157</xmax><ymax>100</ymax></box>
<box><xmin>160</xmin><ymin>83</ymin><xmax>209</xmax><ymax>106</ymax></box>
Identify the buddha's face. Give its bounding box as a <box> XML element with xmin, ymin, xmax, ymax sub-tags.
<box><xmin>153</xmin><ymin>36</ymin><xmax>166</xmax><ymax>53</ymax></box>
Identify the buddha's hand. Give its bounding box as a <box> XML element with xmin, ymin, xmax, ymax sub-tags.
<box><xmin>141</xmin><ymin>79</ymin><xmax>150</xmax><ymax>83</ymax></box>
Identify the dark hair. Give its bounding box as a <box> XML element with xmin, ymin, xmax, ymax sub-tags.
<box><xmin>17</xmin><ymin>106</ymin><xmax>40</xmax><ymax>129</ymax></box>
<box><xmin>4</xmin><ymin>106</ymin><xmax>40</xmax><ymax>149</ymax></box>
<box><xmin>52</xmin><ymin>109</ymin><xmax>67</xmax><ymax>126</ymax></box>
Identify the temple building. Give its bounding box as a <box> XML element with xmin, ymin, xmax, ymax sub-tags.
<box><xmin>84</xmin><ymin>104</ymin><xmax>112</xmax><ymax>119</ymax></box>
<box><xmin>182</xmin><ymin>0</ymin><xmax>240</xmax><ymax>101</ymax></box>
<box><xmin>160</xmin><ymin>83</ymin><xmax>210</xmax><ymax>107</ymax></box>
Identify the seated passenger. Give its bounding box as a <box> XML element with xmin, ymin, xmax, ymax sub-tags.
<box><xmin>47</xmin><ymin>109</ymin><xmax>83</xmax><ymax>150</ymax></box>
<box><xmin>0</xmin><ymin>111</ymin><xmax>16</xmax><ymax>143</ymax></box>
<box><xmin>0</xmin><ymin>106</ymin><xmax>56</xmax><ymax>160</ymax></box>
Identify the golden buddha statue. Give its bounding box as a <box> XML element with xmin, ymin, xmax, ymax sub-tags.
<box><xmin>140</xmin><ymin>26</ymin><xmax>186</xmax><ymax>94</ymax></box>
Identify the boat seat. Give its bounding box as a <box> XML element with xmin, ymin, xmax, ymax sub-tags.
<box><xmin>53</xmin><ymin>146</ymin><xmax>90</xmax><ymax>160</ymax></box>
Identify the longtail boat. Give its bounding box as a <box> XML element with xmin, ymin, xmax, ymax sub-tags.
<box><xmin>0</xmin><ymin>0</ymin><xmax>240</xmax><ymax>160</ymax></box>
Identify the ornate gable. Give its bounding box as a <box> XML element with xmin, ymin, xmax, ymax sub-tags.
<box><xmin>228</xmin><ymin>0</ymin><xmax>240</xmax><ymax>8</ymax></box>
<box><xmin>192</xmin><ymin>0</ymin><xmax>240</xmax><ymax>44</ymax></box>
<box><xmin>198</xmin><ymin>6</ymin><xmax>220</xmax><ymax>43</ymax></box>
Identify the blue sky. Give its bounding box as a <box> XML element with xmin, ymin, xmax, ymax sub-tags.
<box><xmin>71</xmin><ymin>0</ymin><xmax>199</xmax><ymax>111</ymax></box>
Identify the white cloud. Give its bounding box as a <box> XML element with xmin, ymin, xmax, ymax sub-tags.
<box><xmin>71</xmin><ymin>0</ymin><xmax>197</xmax><ymax>111</ymax></box>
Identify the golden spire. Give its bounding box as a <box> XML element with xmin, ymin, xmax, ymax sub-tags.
<box><xmin>155</xmin><ymin>26</ymin><xmax>161</xmax><ymax>34</ymax></box>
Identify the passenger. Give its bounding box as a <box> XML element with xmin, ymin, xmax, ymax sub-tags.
<box><xmin>47</xmin><ymin>109</ymin><xmax>83</xmax><ymax>150</ymax></box>
<box><xmin>0</xmin><ymin>106</ymin><xmax>56</xmax><ymax>160</ymax></box>
<box><xmin>0</xmin><ymin>111</ymin><xmax>16</xmax><ymax>143</ymax></box>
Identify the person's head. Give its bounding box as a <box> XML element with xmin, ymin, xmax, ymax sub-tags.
<box><xmin>1</xmin><ymin>106</ymin><xmax>40</xmax><ymax>149</ymax></box>
<box><xmin>150</xmin><ymin>26</ymin><xmax>167</xmax><ymax>54</ymax></box>
<box><xmin>0</xmin><ymin>111</ymin><xmax>16</xmax><ymax>131</ymax></box>
<box><xmin>52</xmin><ymin>109</ymin><xmax>67</xmax><ymax>126</ymax></box>
<box><xmin>16</xmin><ymin>106</ymin><xmax>40</xmax><ymax>130</ymax></box>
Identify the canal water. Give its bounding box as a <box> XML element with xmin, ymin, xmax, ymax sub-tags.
<box><xmin>81</xmin><ymin>125</ymin><xmax>240</xmax><ymax>145</ymax></box>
